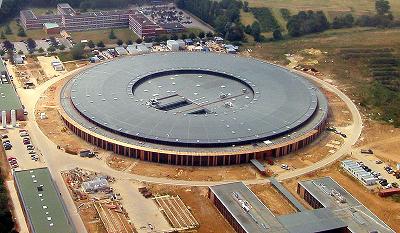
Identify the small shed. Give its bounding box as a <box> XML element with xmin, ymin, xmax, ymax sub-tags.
<box><xmin>176</xmin><ymin>39</ymin><xmax>185</xmax><ymax>49</ymax></box>
<box><xmin>89</xmin><ymin>56</ymin><xmax>100</xmax><ymax>63</ymax></box>
<box><xmin>13</xmin><ymin>54</ymin><xmax>24</xmax><ymax>64</ymax></box>
<box><xmin>115</xmin><ymin>46</ymin><xmax>128</xmax><ymax>56</ymax></box>
<box><xmin>167</xmin><ymin>40</ymin><xmax>179</xmax><ymax>51</ymax></box>
<box><xmin>44</xmin><ymin>23</ymin><xmax>60</xmax><ymax>35</ymax></box>
<box><xmin>184</xmin><ymin>39</ymin><xmax>193</xmax><ymax>45</ymax></box>
<box><xmin>51</xmin><ymin>60</ymin><xmax>64</xmax><ymax>71</ymax></box>
<box><xmin>82</xmin><ymin>177</ymin><xmax>109</xmax><ymax>193</ymax></box>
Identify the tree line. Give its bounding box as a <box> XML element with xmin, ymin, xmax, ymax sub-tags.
<box><xmin>175</xmin><ymin>0</ymin><xmax>245</xmax><ymax>42</ymax></box>
<box><xmin>287</xmin><ymin>0</ymin><xmax>398</xmax><ymax>37</ymax></box>
<box><xmin>0</xmin><ymin>167</ymin><xmax>17</xmax><ymax>233</ymax></box>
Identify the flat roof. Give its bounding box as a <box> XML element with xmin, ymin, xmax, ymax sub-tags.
<box><xmin>269</xmin><ymin>178</ymin><xmax>307</xmax><ymax>212</ymax></box>
<box><xmin>209</xmin><ymin>182</ymin><xmax>288</xmax><ymax>233</ymax></box>
<box><xmin>299</xmin><ymin>177</ymin><xmax>395</xmax><ymax>233</ymax></box>
<box><xmin>13</xmin><ymin>167</ymin><xmax>75</xmax><ymax>233</ymax></box>
<box><xmin>44</xmin><ymin>23</ymin><xmax>59</xmax><ymax>29</ymax></box>
<box><xmin>0</xmin><ymin>59</ymin><xmax>23</xmax><ymax>111</ymax></box>
<box><xmin>277</xmin><ymin>208</ymin><xmax>347</xmax><ymax>233</ymax></box>
<box><xmin>63</xmin><ymin>52</ymin><xmax>328</xmax><ymax>147</ymax></box>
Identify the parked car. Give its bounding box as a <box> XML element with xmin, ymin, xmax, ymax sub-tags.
<box><xmin>28</xmin><ymin>150</ymin><xmax>36</xmax><ymax>155</ymax></box>
<box><xmin>26</xmin><ymin>145</ymin><xmax>34</xmax><ymax>150</ymax></box>
<box><xmin>375</xmin><ymin>160</ymin><xmax>383</xmax><ymax>164</ymax></box>
<box><xmin>23</xmin><ymin>140</ymin><xmax>31</xmax><ymax>145</ymax></box>
<box><xmin>1</xmin><ymin>134</ymin><xmax>8</xmax><ymax>139</ymax></box>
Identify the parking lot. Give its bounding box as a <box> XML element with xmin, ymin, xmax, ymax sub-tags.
<box><xmin>1</xmin><ymin>128</ymin><xmax>44</xmax><ymax>171</ymax></box>
<box><xmin>353</xmin><ymin>152</ymin><xmax>399</xmax><ymax>188</ymax></box>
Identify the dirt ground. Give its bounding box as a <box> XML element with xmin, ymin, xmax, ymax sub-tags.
<box><xmin>282</xmin><ymin>161</ymin><xmax>400</xmax><ymax>232</ymax></box>
<box><xmin>36</xmin><ymin>77</ymin><xmax>96</xmax><ymax>154</ymax></box>
<box><xmin>12</xmin><ymin>56</ymin><xmax>47</xmax><ymax>87</ymax></box>
<box><xmin>356</xmin><ymin>119</ymin><xmax>400</xmax><ymax>165</ymax></box>
<box><xmin>249</xmin><ymin>184</ymin><xmax>298</xmax><ymax>216</ymax></box>
<box><xmin>145</xmin><ymin>184</ymin><xmax>235</xmax><ymax>233</ymax></box>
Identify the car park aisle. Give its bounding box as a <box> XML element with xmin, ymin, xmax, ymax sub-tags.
<box><xmin>3</xmin><ymin>128</ymin><xmax>44</xmax><ymax>170</ymax></box>
<box><xmin>353</xmin><ymin>152</ymin><xmax>398</xmax><ymax>185</ymax></box>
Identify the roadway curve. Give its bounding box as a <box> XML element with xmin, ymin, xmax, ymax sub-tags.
<box><xmin>14</xmin><ymin>55</ymin><xmax>362</xmax><ymax>232</ymax></box>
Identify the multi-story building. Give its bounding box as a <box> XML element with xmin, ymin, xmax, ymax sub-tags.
<box><xmin>20</xmin><ymin>3</ymin><xmax>184</xmax><ymax>38</ymax></box>
<box><xmin>20</xmin><ymin>9</ymin><xmax>62</xmax><ymax>30</ymax></box>
<box><xmin>128</xmin><ymin>13</ymin><xmax>163</xmax><ymax>38</ymax></box>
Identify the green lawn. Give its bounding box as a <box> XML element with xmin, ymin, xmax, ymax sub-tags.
<box><xmin>240</xmin><ymin>9</ymin><xmax>257</xmax><ymax>26</ymax></box>
<box><xmin>70</xmin><ymin>28</ymin><xmax>138</xmax><ymax>45</ymax></box>
<box><xmin>0</xmin><ymin>20</ymin><xmax>45</xmax><ymax>42</ymax></box>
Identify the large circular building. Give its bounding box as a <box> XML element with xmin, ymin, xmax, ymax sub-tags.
<box><xmin>59</xmin><ymin>52</ymin><xmax>328</xmax><ymax>166</ymax></box>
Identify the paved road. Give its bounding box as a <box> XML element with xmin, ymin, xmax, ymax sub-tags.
<box><xmin>10</xmin><ymin>56</ymin><xmax>363</xmax><ymax>232</ymax></box>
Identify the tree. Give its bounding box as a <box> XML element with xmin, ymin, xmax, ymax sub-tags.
<box><xmin>4</xmin><ymin>24</ymin><xmax>12</xmax><ymax>35</ymax></box>
<box><xmin>144</xmin><ymin>37</ymin><xmax>152</xmax><ymax>43</ymax></box>
<box><xmin>18</xmin><ymin>50</ymin><xmax>23</xmax><ymax>55</ymax></box>
<box><xmin>71</xmin><ymin>43</ymin><xmax>85</xmax><ymax>60</ymax></box>
<box><xmin>180</xmin><ymin>33</ymin><xmax>187</xmax><ymax>40</ymax></box>
<box><xmin>96</xmin><ymin>41</ymin><xmax>105</xmax><ymax>48</ymax></box>
<box><xmin>198</xmin><ymin>31</ymin><xmax>205</xmax><ymax>39</ymax></box>
<box><xmin>116</xmin><ymin>39</ymin><xmax>123</xmax><ymax>46</ymax></box>
<box><xmin>243</xmin><ymin>1</ymin><xmax>249</xmax><ymax>12</ymax></box>
<box><xmin>244</xmin><ymin>25</ymin><xmax>252</xmax><ymax>34</ymax></box>
<box><xmin>272</xmin><ymin>29</ymin><xmax>283</xmax><ymax>40</ymax></box>
<box><xmin>136</xmin><ymin>38</ymin><xmax>143</xmax><ymax>44</ymax></box>
<box><xmin>332</xmin><ymin>14</ymin><xmax>354</xmax><ymax>29</ymax></box>
<box><xmin>2</xmin><ymin>40</ymin><xmax>14</xmax><ymax>51</ymax></box>
<box><xmin>170</xmin><ymin>34</ymin><xmax>178</xmax><ymax>40</ymax></box>
<box><xmin>87</xmin><ymin>40</ymin><xmax>95</xmax><ymax>48</ymax></box>
<box><xmin>109</xmin><ymin>29</ymin><xmax>117</xmax><ymax>39</ymax></box>
<box><xmin>206</xmin><ymin>31</ymin><xmax>214</xmax><ymax>38</ymax></box>
<box><xmin>26</xmin><ymin>38</ymin><xmax>36</xmax><ymax>51</ymax></box>
<box><xmin>160</xmin><ymin>35</ymin><xmax>168</xmax><ymax>42</ymax></box>
<box><xmin>59</xmin><ymin>44</ymin><xmax>66</xmax><ymax>50</ymax></box>
<box><xmin>250</xmin><ymin>21</ymin><xmax>261</xmax><ymax>41</ymax></box>
<box><xmin>189</xmin><ymin>32</ymin><xmax>196</xmax><ymax>40</ymax></box>
<box><xmin>47</xmin><ymin>46</ymin><xmax>56</xmax><ymax>52</ymax></box>
<box><xmin>0</xmin><ymin>31</ymin><xmax>6</xmax><ymax>39</ymax></box>
<box><xmin>17</xmin><ymin>27</ymin><xmax>26</xmax><ymax>37</ymax></box>
<box><xmin>376</xmin><ymin>0</ymin><xmax>391</xmax><ymax>16</ymax></box>
<box><xmin>126</xmin><ymin>40</ymin><xmax>133</xmax><ymax>45</ymax></box>
<box><xmin>0</xmin><ymin>49</ymin><xmax>5</xmax><ymax>56</ymax></box>
<box><xmin>225</xmin><ymin>24</ymin><xmax>244</xmax><ymax>41</ymax></box>
<box><xmin>38</xmin><ymin>47</ymin><xmax>44</xmax><ymax>53</ymax></box>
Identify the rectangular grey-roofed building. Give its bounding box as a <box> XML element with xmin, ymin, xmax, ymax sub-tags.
<box><xmin>298</xmin><ymin>177</ymin><xmax>395</xmax><ymax>233</ymax></box>
<box><xmin>14</xmin><ymin>167</ymin><xmax>75</xmax><ymax>233</ymax></box>
<box><xmin>209</xmin><ymin>182</ymin><xmax>289</xmax><ymax>233</ymax></box>
<box><xmin>0</xmin><ymin>58</ymin><xmax>24</xmax><ymax>121</ymax></box>
<box><xmin>277</xmin><ymin>208</ymin><xmax>347</xmax><ymax>233</ymax></box>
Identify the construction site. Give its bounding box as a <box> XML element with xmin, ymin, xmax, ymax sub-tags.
<box><xmin>61</xmin><ymin>168</ymin><xmax>135</xmax><ymax>233</ymax></box>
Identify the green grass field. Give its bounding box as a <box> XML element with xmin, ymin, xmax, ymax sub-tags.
<box><xmin>0</xmin><ymin>20</ymin><xmax>45</xmax><ymax>42</ymax></box>
<box><xmin>246</xmin><ymin>27</ymin><xmax>400</xmax><ymax>125</ymax></box>
<box><xmin>70</xmin><ymin>28</ymin><xmax>138</xmax><ymax>44</ymax></box>
<box><xmin>246</xmin><ymin>0</ymin><xmax>400</xmax><ymax>20</ymax></box>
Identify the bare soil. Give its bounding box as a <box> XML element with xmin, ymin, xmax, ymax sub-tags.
<box><xmin>249</xmin><ymin>184</ymin><xmax>298</xmax><ymax>216</ymax></box>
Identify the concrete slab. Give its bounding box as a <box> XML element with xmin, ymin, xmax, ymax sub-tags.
<box><xmin>112</xmin><ymin>181</ymin><xmax>171</xmax><ymax>233</ymax></box>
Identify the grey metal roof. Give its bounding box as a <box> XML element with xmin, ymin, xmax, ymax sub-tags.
<box><xmin>277</xmin><ymin>208</ymin><xmax>347</xmax><ymax>233</ymax></box>
<box><xmin>298</xmin><ymin>177</ymin><xmax>395</xmax><ymax>233</ymax></box>
<box><xmin>269</xmin><ymin>178</ymin><xmax>307</xmax><ymax>212</ymax></box>
<box><xmin>209</xmin><ymin>182</ymin><xmax>288</xmax><ymax>233</ymax></box>
<box><xmin>13</xmin><ymin>168</ymin><xmax>75</xmax><ymax>233</ymax></box>
<box><xmin>66</xmin><ymin>52</ymin><xmax>327</xmax><ymax>147</ymax></box>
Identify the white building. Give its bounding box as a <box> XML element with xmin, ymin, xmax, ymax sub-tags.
<box><xmin>341</xmin><ymin>160</ymin><xmax>377</xmax><ymax>186</ymax></box>
<box><xmin>167</xmin><ymin>40</ymin><xmax>179</xmax><ymax>52</ymax></box>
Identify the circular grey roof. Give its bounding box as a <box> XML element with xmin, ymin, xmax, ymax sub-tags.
<box><xmin>69</xmin><ymin>52</ymin><xmax>321</xmax><ymax>146</ymax></box>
